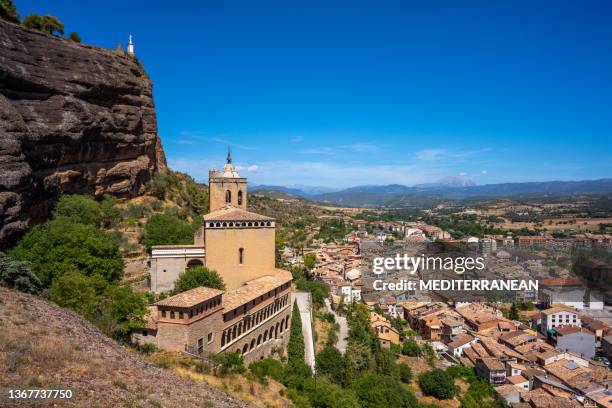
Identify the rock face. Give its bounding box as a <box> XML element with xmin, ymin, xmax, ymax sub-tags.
<box><xmin>0</xmin><ymin>20</ymin><xmax>167</xmax><ymax>248</ymax></box>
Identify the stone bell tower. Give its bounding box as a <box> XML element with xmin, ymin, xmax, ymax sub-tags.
<box><xmin>208</xmin><ymin>149</ymin><xmax>248</xmax><ymax>212</ymax></box>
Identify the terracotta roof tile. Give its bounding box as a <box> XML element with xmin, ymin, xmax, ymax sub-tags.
<box><xmin>156</xmin><ymin>287</ymin><xmax>223</xmax><ymax>308</ymax></box>
<box><xmin>203</xmin><ymin>207</ymin><xmax>274</xmax><ymax>222</ymax></box>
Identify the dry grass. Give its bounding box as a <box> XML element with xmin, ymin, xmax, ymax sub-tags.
<box><xmin>0</xmin><ymin>287</ymin><xmax>251</xmax><ymax>408</ymax></box>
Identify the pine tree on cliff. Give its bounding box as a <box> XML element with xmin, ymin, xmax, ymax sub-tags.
<box><xmin>0</xmin><ymin>0</ymin><xmax>20</xmax><ymax>23</ymax></box>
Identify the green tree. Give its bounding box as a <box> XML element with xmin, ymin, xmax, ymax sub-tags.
<box><xmin>23</xmin><ymin>14</ymin><xmax>64</xmax><ymax>35</ymax></box>
<box><xmin>10</xmin><ymin>218</ymin><xmax>124</xmax><ymax>287</ymax></box>
<box><xmin>248</xmin><ymin>358</ymin><xmax>284</xmax><ymax>383</ymax></box>
<box><xmin>50</xmin><ymin>270</ymin><xmax>100</xmax><ymax>319</ymax></box>
<box><xmin>302</xmin><ymin>377</ymin><xmax>360</xmax><ymax>408</ymax></box>
<box><xmin>418</xmin><ymin>369</ymin><xmax>458</xmax><ymax>399</ymax></box>
<box><xmin>144</xmin><ymin>213</ymin><xmax>198</xmax><ymax>251</ymax></box>
<box><xmin>401</xmin><ymin>339</ymin><xmax>421</xmax><ymax>357</ymax></box>
<box><xmin>508</xmin><ymin>302</ymin><xmax>520</xmax><ymax>321</ymax></box>
<box><xmin>304</xmin><ymin>253</ymin><xmax>316</xmax><ymax>270</ymax></box>
<box><xmin>0</xmin><ymin>0</ymin><xmax>19</xmax><ymax>23</ymax></box>
<box><xmin>316</xmin><ymin>346</ymin><xmax>345</xmax><ymax>385</ymax></box>
<box><xmin>353</xmin><ymin>373</ymin><xmax>419</xmax><ymax>408</ymax></box>
<box><xmin>422</xmin><ymin>341</ymin><xmax>437</xmax><ymax>367</ymax></box>
<box><xmin>288</xmin><ymin>301</ymin><xmax>305</xmax><ymax>365</ymax></box>
<box><xmin>398</xmin><ymin>363</ymin><xmax>412</xmax><ymax>383</ymax></box>
<box><xmin>67</xmin><ymin>31</ymin><xmax>80</xmax><ymax>42</ymax></box>
<box><xmin>171</xmin><ymin>266</ymin><xmax>225</xmax><ymax>294</ymax></box>
<box><xmin>98</xmin><ymin>285</ymin><xmax>148</xmax><ymax>339</ymax></box>
<box><xmin>0</xmin><ymin>252</ymin><xmax>42</xmax><ymax>294</ymax></box>
<box><xmin>53</xmin><ymin>194</ymin><xmax>101</xmax><ymax>226</ymax></box>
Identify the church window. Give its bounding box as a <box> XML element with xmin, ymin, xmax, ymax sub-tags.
<box><xmin>161</xmin><ymin>310</ymin><xmax>166</xmax><ymax>318</ymax></box>
<box><xmin>225</xmin><ymin>190</ymin><xmax>231</xmax><ymax>204</ymax></box>
<box><xmin>239</xmin><ymin>248</ymin><xmax>244</xmax><ymax>265</ymax></box>
<box><xmin>238</xmin><ymin>190</ymin><xmax>243</xmax><ymax>205</ymax></box>
<box><xmin>170</xmin><ymin>311</ymin><xmax>175</xmax><ymax>319</ymax></box>
<box><xmin>179</xmin><ymin>311</ymin><xmax>184</xmax><ymax>319</ymax></box>
<box><xmin>208</xmin><ymin>332</ymin><xmax>213</xmax><ymax>343</ymax></box>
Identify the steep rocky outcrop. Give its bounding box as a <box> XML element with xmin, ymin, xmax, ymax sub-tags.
<box><xmin>0</xmin><ymin>20</ymin><xmax>167</xmax><ymax>248</ymax></box>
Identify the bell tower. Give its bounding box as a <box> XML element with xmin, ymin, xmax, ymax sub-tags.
<box><xmin>208</xmin><ymin>149</ymin><xmax>248</xmax><ymax>212</ymax></box>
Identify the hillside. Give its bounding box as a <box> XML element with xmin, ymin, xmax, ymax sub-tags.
<box><xmin>0</xmin><ymin>19</ymin><xmax>166</xmax><ymax>249</ymax></box>
<box><xmin>0</xmin><ymin>286</ymin><xmax>250</xmax><ymax>408</ymax></box>
<box><xmin>312</xmin><ymin>179</ymin><xmax>612</xmax><ymax>207</ymax></box>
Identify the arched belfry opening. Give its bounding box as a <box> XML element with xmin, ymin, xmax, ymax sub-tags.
<box><xmin>225</xmin><ymin>190</ymin><xmax>231</xmax><ymax>204</ymax></box>
<box><xmin>237</xmin><ymin>190</ymin><xmax>243</xmax><ymax>205</ymax></box>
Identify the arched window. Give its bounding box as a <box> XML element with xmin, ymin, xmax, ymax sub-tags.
<box><xmin>187</xmin><ymin>259</ymin><xmax>203</xmax><ymax>269</ymax></box>
<box><xmin>239</xmin><ymin>248</ymin><xmax>244</xmax><ymax>265</ymax></box>
<box><xmin>237</xmin><ymin>190</ymin><xmax>243</xmax><ymax>205</ymax></box>
<box><xmin>225</xmin><ymin>190</ymin><xmax>231</xmax><ymax>204</ymax></box>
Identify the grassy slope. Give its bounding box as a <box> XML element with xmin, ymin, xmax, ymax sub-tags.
<box><xmin>0</xmin><ymin>286</ymin><xmax>250</xmax><ymax>408</ymax></box>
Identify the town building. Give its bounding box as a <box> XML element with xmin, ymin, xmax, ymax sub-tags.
<box><xmin>135</xmin><ymin>153</ymin><xmax>293</xmax><ymax>364</ymax></box>
<box><xmin>547</xmin><ymin>326</ymin><xmax>596</xmax><ymax>359</ymax></box>
<box><xmin>370</xmin><ymin>311</ymin><xmax>400</xmax><ymax>348</ymax></box>
<box><xmin>539</xmin><ymin>305</ymin><xmax>581</xmax><ymax>334</ymax></box>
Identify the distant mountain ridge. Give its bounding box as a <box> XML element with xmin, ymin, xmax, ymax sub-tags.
<box><xmin>254</xmin><ymin>178</ymin><xmax>612</xmax><ymax>207</ymax></box>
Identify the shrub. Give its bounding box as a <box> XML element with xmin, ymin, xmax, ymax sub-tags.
<box><xmin>398</xmin><ymin>363</ymin><xmax>412</xmax><ymax>383</ymax></box>
<box><xmin>213</xmin><ymin>352</ymin><xmax>246</xmax><ymax>375</ymax></box>
<box><xmin>67</xmin><ymin>31</ymin><xmax>80</xmax><ymax>42</ymax></box>
<box><xmin>0</xmin><ymin>252</ymin><xmax>42</xmax><ymax>294</ymax></box>
<box><xmin>316</xmin><ymin>346</ymin><xmax>345</xmax><ymax>385</ymax></box>
<box><xmin>53</xmin><ymin>195</ymin><xmax>101</xmax><ymax>226</ymax></box>
<box><xmin>23</xmin><ymin>14</ymin><xmax>64</xmax><ymax>35</ymax></box>
<box><xmin>401</xmin><ymin>339</ymin><xmax>421</xmax><ymax>357</ymax></box>
<box><xmin>172</xmin><ymin>266</ymin><xmax>225</xmax><ymax>293</ymax></box>
<box><xmin>0</xmin><ymin>0</ymin><xmax>19</xmax><ymax>23</ymax></box>
<box><xmin>249</xmin><ymin>358</ymin><xmax>284</xmax><ymax>383</ymax></box>
<box><xmin>418</xmin><ymin>369</ymin><xmax>457</xmax><ymax>399</ymax></box>
<box><xmin>353</xmin><ymin>373</ymin><xmax>419</xmax><ymax>408</ymax></box>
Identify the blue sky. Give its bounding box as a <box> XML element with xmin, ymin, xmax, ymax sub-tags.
<box><xmin>15</xmin><ymin>1</ymin><xmax>612</xmax><ymax>188</ymax></box>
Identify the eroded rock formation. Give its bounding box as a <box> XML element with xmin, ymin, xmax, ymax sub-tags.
<box><xmin>0</xmin><ymin>20</ymin><xmax>167</xmax><ymax>248</ymax></box>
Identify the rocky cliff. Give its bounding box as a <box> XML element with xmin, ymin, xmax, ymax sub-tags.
<box><xmin>0</xmin><ymin>20</ymin><xmax>167</xmax><ymax>248</ymax></box>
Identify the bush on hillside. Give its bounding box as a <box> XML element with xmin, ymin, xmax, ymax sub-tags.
<box><xmin>0</xmin><ymin>0</ymin><xmax>19</xmax><ymax>23</ymax></box>
<box><xmin>23</xmin><ymin>13</ymin><xmax>64</xmax><ymax>35</ymax></box>
<box><xmin>401</xmin><ymin>339</ymin><xmax>421</xmax><ymax>357</ymax></box>
<box><xmin>418</xmin><ymin>369</ymin><xmax>458</xmax><ymax>399</ymax></box>
<box><xmin>10</xmin><ymin>218</ymin><xmax>124</xmax><ymax>287</ymax></box>
<box><xmin>249</xmin><ymin>358</ymin><xmax>284</xmax><ymax>383</ymax></box>
<box><xmin>354</xmin><ymin>373</ymin><xmax>419</xmax><ymax>408</ymax></box>
<box><xmin>53</xmin><ymin>195</ymin><xmax>102</xmax><ymax>226</ymax></box>
<box><xmin>0</xmin><ymin>252</ymin><xmax>42</xmax><ymax>294</ymax></box>
<box><xmin>316</xmin><ymin>346</ymin><xmax>345</xmax><ymax>385</ymax></box>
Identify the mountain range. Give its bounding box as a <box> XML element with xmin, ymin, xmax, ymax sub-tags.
<box><xmin>251</xmin><ymin>178</ymin><xmax>612</xmax><ymax>207</ymax></box>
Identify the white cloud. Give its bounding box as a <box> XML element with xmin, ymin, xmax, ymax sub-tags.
<box><xmin>340</xmin><ymin>142</ymin><xmax>381</xmax><ymax>153</ymax></box>
<box><xmin>299</xmin><ymin>147</ymin><xmax>336</xmax><ymax>155</ymax></box>
<box><xmin>247</xmin><ymin>165</ymin><xmax>259</xmax><ymax>172</ymax></box>
<box><xmin>459</xmin><ymin>172</ymin><xmax>467</xmax><ymax>176</ymax></box>
<box><xmin>481</xmin><ymin>170</ymin><xmax>488</xmax><ymax>174</ymax></box>
<box><xmin>416</xmin><ymin>147</ymin><xmax>492</xmax><ymax>162</ymax></box>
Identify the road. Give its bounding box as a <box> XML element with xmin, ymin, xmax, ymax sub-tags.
<box><xmin>294</xmin><ymin>291</ymin><xmax>316</xmax><ymax>372</ymax></box>
<box><xmin>324</xmin><ymin>298</ymin><xmax>348</xmax><ymax>354</ymax></box>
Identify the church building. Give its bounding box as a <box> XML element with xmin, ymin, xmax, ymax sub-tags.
<box><xmin>135</xmin><ymin>152</ymin><xmax>293</xmax><ymax>363</ymax></box>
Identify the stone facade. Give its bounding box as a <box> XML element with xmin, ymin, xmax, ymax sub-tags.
<box><xmin>138</xmin><ymin>154</ymin><xmax>294</xmax><ymax>364</ymax></box>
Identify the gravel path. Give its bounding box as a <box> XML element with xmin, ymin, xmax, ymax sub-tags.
<box><xmin>325</xmin><ymin>298</ymin><xmax>348</xmax><ymax>353</ymax></box>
